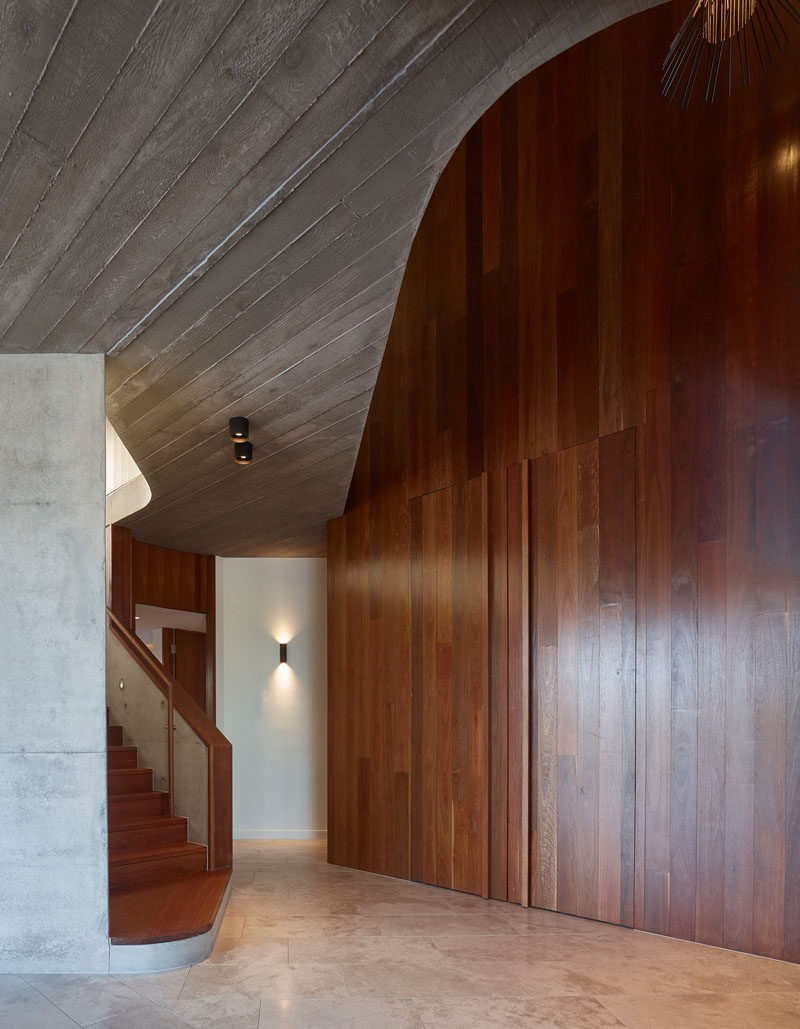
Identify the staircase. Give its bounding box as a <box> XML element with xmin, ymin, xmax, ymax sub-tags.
<box><xmin>107</xmin><ymin>718</ymin><xmax>208</xmax><ymax>888</ymax></box>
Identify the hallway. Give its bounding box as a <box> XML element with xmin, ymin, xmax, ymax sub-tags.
<box><xmin>3</xmin><ymin>840</ymin><xmax>800</xmax><ymax>1027</ymax></box>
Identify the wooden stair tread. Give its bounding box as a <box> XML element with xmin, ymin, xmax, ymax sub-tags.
<box><xmin>109</xmin><ymin>869</ymin><xmax>231</xmax><ymax>944</ymax></box>
<box><xmin>110</xmin><ymin>842</ymin><xmax>207</xmax><ymax>867</ymax></box>
<box><xmin>109</xmin><ymin>791</ymin><xmax>167</xmax><ymax>803</ymax></box>
<box><xmin>110</xmin><ymin>815</ymin><xmax>187</xmax><ymax>833</ymax></box>
<box><xmin>108</xmin><ymin>766</ymin><xmax>154</xmax><ymax>776</ymax></box>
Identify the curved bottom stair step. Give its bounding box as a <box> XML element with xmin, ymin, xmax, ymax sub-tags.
<box><xmin>110</xmin><ymin>868</ymin><xmax>231</xmax><ymax>947</ymax></box>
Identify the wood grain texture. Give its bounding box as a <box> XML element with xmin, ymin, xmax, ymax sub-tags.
<box><xmin>410</xmin><ymin>475</ymin><xmax>489</xmax><ymax>897</ymax></box>
<box><xmin>174</xmin><ymin>629</ymin><xmax>208</xmax><ymax>714</ymax></box>
<box><xmin>327</xmin><ymin>3</ymin><xmax>800</xmax><ymax>963</ymax></box>
<box><xmin>530</xmin><ymin>431</ymin><xmax>636</xmax><ymax>925</ymax></box>
<box><xmin>132</xmin><ymin>538</ymin><xmax>212</xmax><ymax>614</ymax></box>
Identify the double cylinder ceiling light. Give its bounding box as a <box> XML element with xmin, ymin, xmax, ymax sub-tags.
<box><xmin>663</xmin><ymin>0</ymin><xmax>800</xmax><ymax>106</ymax></box>
<box><xmin>229</xmin><ymin>417</ymin><xmax>253</xmax><ymax>465</ymax></box>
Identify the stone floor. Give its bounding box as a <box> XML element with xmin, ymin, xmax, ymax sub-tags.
<box><xmin>3</xmin><ymin>839</ymin><xmax>800</xmax><ymax>1027</ymax></box>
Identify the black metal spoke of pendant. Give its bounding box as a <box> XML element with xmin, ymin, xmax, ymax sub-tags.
<box><xmin>762</xmin><ymin>0</ymin><xmax>789</xmax><ymax>44</ymax></box>
<box><xmin>773</xmin><ymin>0</ymin><xmax>800</xmax><ymax>25</ymax></box>
<box><xmin>662</xmin><ymin>0</ymin><xmax>798</xmax><ymax>104</ymax></box>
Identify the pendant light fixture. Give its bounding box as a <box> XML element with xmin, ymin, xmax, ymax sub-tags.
<box><xmin>663</xmin><ymin>0</ymin><xmax>800</xmax><ymax>106</ymax></box>
<box><xmin>234</xmin><ymin>441</ymin><xmax>254</xmax><ymax>465</ymax></box>
<box><xmin>229</xmin><ymin>416</ymin><xmax>254</xmax><ymax>464</ymax></box>
<box><xmin>229</xmin><ymin>416</ymin><xmax>249</xmax><ymax>441</ymax></box>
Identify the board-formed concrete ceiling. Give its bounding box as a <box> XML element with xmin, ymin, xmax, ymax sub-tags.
<box><xmin>1</xmin><ymin>0</ymin><xmax>666</xmax><ymax>555</ymax></box>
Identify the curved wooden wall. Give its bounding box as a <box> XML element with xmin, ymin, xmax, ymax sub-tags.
<box><xmin>327</xmin><ymin>2</ymin><xmax>800</xmax><ymax>961</ymax></box>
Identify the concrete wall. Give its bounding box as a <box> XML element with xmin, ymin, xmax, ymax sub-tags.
<box><xmin>0</xmin><ymin>355</ymin><xmax>108</xmax><ymax>972</ymax></box>
<box><xmin>216</xmin><ymin>558</ymin><xmax>327</xmax><ymax>839</ymax></box>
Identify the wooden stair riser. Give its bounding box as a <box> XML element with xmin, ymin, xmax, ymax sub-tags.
<box><xmin>106</xmin><ymin>714</ymin><xmax>214</xmax><ymax>902</ymax></box>
<box><xmin>107</xmin><ymin>746</ymin><xmax>138</xmax><ymax>770</ymax></box>
<box><xmin>109</xmin><ymin>792</ymin><xmax>170</xmax><ymax>823</ymax></box>
<box><xmin>108</xmin><ymin>768</ymin><xmax>154</xmax><ymax>794</ymax></box>
<box><xmin>110</xmin><ymin>819</ymin><xmax>189</xmax><ymax>855</ymax></box>
<box><xmin>110</xmin><ymin>847</ymin><xmax>208</xmax><ymax>888</ymax></box>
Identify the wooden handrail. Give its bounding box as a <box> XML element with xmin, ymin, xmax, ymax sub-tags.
<box><xmin>107</xmin><ymin>607</ymin><xmax>232</xmax><ymax>869</ymax></box>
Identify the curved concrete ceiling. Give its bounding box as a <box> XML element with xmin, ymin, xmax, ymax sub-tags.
<box><xmin>1</xmin><ymin>0</ymin><xmax>668</xmax><ymax>555</ymax></box>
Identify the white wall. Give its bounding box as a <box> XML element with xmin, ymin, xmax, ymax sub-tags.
<box><xmin>0</xmin><ymin>355</ymin><xmax>108</xmax><ymax>972</ymax></box>
<box><xmin>216</xmin><ymin>557</ymin><xmax>327</xmax><ymax>839</ymax></box>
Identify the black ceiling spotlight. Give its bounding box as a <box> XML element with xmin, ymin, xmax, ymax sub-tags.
<box><xmin>229</xmin><ymin>416</ymin><xmax>249</xmax><ymax>441</ymax></box>
<box><xmin>234</xmin><ymin>441</ymin><xmax>254</xmax><ymax>465</ymax></box>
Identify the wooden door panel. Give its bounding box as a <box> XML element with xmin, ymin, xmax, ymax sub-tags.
<box><xmin>411</xmin><ymin>474</ymin><xmax>489</xmax><ymax>896</ymax></box>
<box><xmin>175</xmin><ymin>628</ymin><xmax>208</xmax><ymax>713</ymax></box>
<box><xmin>531</xmin><ymin>427</ymin><xmax>636</xmax><ymax>925</ymax></box>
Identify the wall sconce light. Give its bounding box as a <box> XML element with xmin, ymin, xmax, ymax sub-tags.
<box><xmin>234</xmin><ymin>441</ymin><xmax>254</xmax><ymax>465</ymax></box>
<box><xmin>229</xmin><ymin>416</ymin><xmax>249</xmax><ymax>441</ymax></box>
<box><xmin>279</xmin><ymin>642</ymin><xmax>288</xmax><ymax>664</ymax></box>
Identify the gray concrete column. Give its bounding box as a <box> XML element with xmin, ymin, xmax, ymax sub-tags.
<box><xmin>0</xmin><ymin>355</ymin><xmax>109</xmax><ymax>972</ymax></box>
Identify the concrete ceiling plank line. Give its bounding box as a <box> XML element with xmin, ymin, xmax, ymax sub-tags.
<box><xmin>144</xmin><ymin>385</ymin><xmax>379</xmax><ymax>515</ymax></box>
<box><xmin>135</xmin><ymin>345</ymin><xmax>387</xmax><ymax>502</ymax></box>
<box><xmin>127</xmin><ymin>408</ymin><xmax>369</xmax><ymax>541</ymax></box>
<box><xmin>102</xmin><ymin>200</ymin><xmax>359</xmax><ymax>405</ymax></box>
<box><xmin>110</xmin><ymin>222</ymin><xmax>414</xmax><ymax>453</ymax></box>
<box><xmin>145</xmin><ymin>424</ymin><xmax>371</xmax><ymax>547</ymax></box>
<box><xmin>102</xmin><ymin>149</ymin><xmax>440</xmax><ymax>407</ymax></box>
<box><xmin>109</xmin><ymin>215</ymin><xmax>416</xmax><ymax>458</ymax></box>
<box><xmin>103</xmin><ymin>139</ymin><xmax>443</xmax><ymax>412</ymax></box>
<box><xmin>138</xmin><ymin>338</ymin><xmax>386</xmax><ymax>483</ymax></box>
<box><xmin>83</xmin><ymin>0</ymin><xmax>490</xmax><ymax>358</ymax></box>
<box><xmin>0</xmin><ymin>0</ymin><xmax>158</xmax><ymax>277</ymax></box>
<box><xmin>0</xmin><ymin>0</ymin><xmax>244</xmax><ymax>338</ymax></box>
<box><xmin>0</xmin><ymin>0</ymin><xmax>325</xmax><ymax>349</ymax></box>
<box><xmin>139</xmin><ymin>332</ymin><xmax>388</xmax><ymax>489</ymax></box>
<box><xmin>103</xmin><ymin>190</ymin><xmax>393</xmax><ymax>423</ymax></box>
<box><xmin>0</xmin><ymin>0</ymin><xmax>76</xmax><ymax>160</ymax></box>
<box><xmin>130</xmin><ymin>303</ymin><xmax>395</xmax><ymax>488</ymax></box>
<box><xmin>35</xmin><ymin>0</ymin><xmax>419</xmax><ymax>355</ymax></box>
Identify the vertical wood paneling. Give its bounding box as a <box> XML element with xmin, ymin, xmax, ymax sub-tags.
<box><xmin>506</xmin><ymin>462</ymin><xmax>529</xmax><ymax>906</ymax></box>
<box><xmin>531</xmin><ymin>429</ymin><xmax>635</xmax><ymax>925</ymax></box>
<box><xmin>410</xmin><ymin>475</ymin><xmax>489</xmax><ymax>896</ymax></box>
<box><xmin>326</xmin><ymin>4</ymin><xmax>800</xmax><ymax>964</ymax></box>
<box><xmin>327</xmin><ymin>518</ymin><xmax>347</xmax><ymax>866</ymax></box>
<box><xmin>132</xmin><ymin>539</ymin><xmax>210</xmax><ymax>613</ymax></box>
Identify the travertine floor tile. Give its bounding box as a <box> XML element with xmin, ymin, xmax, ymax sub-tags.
<box><xmin>242</xmin><ymin>915</ymin><xmax>384</xmax><ymax>937</ymax></box>
<box><xmin>372</xmin><ymin>912</ymin><xmax>523</xmax><ymax>936</ymax></box>
<box><xmin>22</xmin><ymin>974</ymin><xmax>148</xmax><ymax>1027</ymax></box>
<box><xmin>344</xmin><ymin>959</ymin><xmax>527</xmax><ymax>999</ymax></box>
<box><xmin>258</xmin><ymin>996</ymin><xmax>423</xmax><ymax>1027</ymax></box>
<box><xmin>597</xmin><ymin>991</ymin><xmax>800</xmax><ymax>1028</ymax></box>
<box><xmin>288</xmin><ymin>935</ymin><xmax>444</xmax><ymax>964</ymax></box>
<box><xmin>114</xmin><ymin>967</ymin><xmax>189</xmax><ymax>1006</ymax></box>
<box><xmin>86</xmin><ymin>1004</ymin><xmax>193</xmax><ymax>1028</ymax></box>
<box><xmin>203</xmin><ymin>935</ymin><xmax>289</xmax><ymax>966</ymax></box>
<box><xmin>233</xmin><ymin>962</ymin><xmax>349</xmax><ymax>1002</ymax></box>
<box><xmin>165</xmin><ymin>974</ymin><xmax>260</xmax><ymax>1029</ymax></box>
<box><xmin>413</xmin><ymin>995</ymin><xmax>626</xmax><ymax>1027</ymax></box>
<box><xmin>0</xmin><ymin>974</ymin><xmax>78</xmax><ymax>1028</ymax></box>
